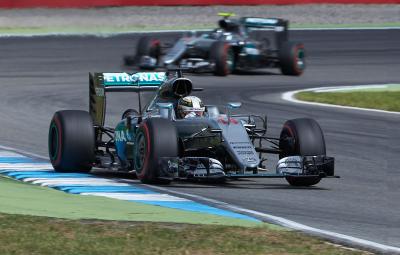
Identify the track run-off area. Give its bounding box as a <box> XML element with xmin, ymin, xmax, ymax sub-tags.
<box><xmin>0</xmin><ymin>28</ymin><xmax>399</xmax><ymax>253</ymax></box>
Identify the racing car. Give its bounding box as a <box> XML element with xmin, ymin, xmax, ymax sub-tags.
<box><xmin>48</xmin><ymin>70</ymin><xmax>336</xmax><ymax>186</ymax></box>
<box><xmin>124</xmin><ymin>13</ymin><xmax>305</xmax><ymax>76</ymax></box>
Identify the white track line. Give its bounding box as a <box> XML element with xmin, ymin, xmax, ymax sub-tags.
<box><xmin>0</xmin><ymin>151</ymin><xmax>26</xmax><ymax>157</ymax></box>
<box><xmin>80</xmin><ymin>192</ymin><xmax>189</xmax><ymax>202</ymax></box>
<box><xmin>281</xmin><ymin>84</ymin><xmax>400</xmax><ymax>115</ymax></box>
<box><xmin>29</xmin><ymin>179</ymin><xmax>130</xmax><ymax>187</ymax></box>
<box><xmin>0</xmin><ymin>145</ymin><xmax>48</xmax><ymax>160</ymax></box>
<box><xmin>0</xmin><ymin>164</ymin><xmax>53</xmax><ymax>170</ymax></box>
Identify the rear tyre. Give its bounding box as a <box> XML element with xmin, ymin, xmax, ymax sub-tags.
<box><xmin>279</xmin><ymin>41</ymin><xmax>305</xmax><ymax>76</ymax></box>
<box><xmin>134</xmin><ymin>118</ymin><xmax>178</xmax><ymax>184</ymax></box>
<box><xmin>48</xmin><ymin>110</ymin><xmax>95</xmax><ymax>173</ymax></box>
<box><xmin>210</xmin><ymin>41</ymin><xmax>235</xmax><ymax>76</ymax></box>
<box><xmin>135</xmin><ymin>36</ymin><xmax>161</xmax><ymax>70</ymax></box>
<box><xmin>279</xmin><ymin>118</ymin><xmax>326</xmax><ymax>186</ymax></box>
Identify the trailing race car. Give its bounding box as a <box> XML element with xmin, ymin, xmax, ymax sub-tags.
<box><xmin>48</xmin><ymin>70</ymin><xmax>337</xmax><ymax>186</ymax></box>
<box><xmin>124</xmin><ymin>13</ymin><xmax>305</xmax><ymax>76</ymax></box>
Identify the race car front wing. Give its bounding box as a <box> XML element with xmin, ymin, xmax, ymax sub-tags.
<box><xmin>157</xmin><ymin>155</ymin><xmax>338</xmax><ymax>180</ymax></box>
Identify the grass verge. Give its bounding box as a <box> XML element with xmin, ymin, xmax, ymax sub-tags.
<box><xmin>296</xmin><ymin>91</ymin><xmax>400</xmax><ymax>112</ymax></box>
<box><xmin>0</xmin><ymin>176</ymin><xmax>260</xmax><ymax>227</ymax></box>
<box><xmin>0</xmin><ymin>213</ymin><xmax>371</xmax><ymax>255</ymax></box>
<box><xmin>0</xmin><ymin>174</ymin><xmax>373</xmax><ymax>254</ymax></box>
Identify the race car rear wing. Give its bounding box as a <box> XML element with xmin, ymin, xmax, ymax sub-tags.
<box><xmin>241</xmin><ymin>17</ymin><xmax>287</xmax><ymax>28</ymax></box>
<box><xmin>240</xmin><ymin>17</ymin><xmax>289</xmax><ymax>45</ymax></box>
<box><xmin>89</xmin><ymin>72</ymin><xmax>166</xmax><ymax>129</ymax></box>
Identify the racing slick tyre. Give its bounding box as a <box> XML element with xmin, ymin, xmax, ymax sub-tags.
<box><xmin>134</xmin><ymin>118</ymin><xmax>179</xmax><ymax>184</ymax></box>
<box><xmin>210</xmin><ymin>41</ymin><xmax>235</xmax><ymax>76</ymax></box>
<box><xmin>48</xmin><ymin>110</ymin><xmax>95</xmax><ymax>173</ymax></box>
<box><xmin>279</xmin><ymin>118</ymin><xmax>326</xmax><ymax>186</ymax></box>
<box><xmin>279</xmin><ymin>42</ymin><xmax>305</xmax><ymax>76</ymax></box>
<box><xmin>133</xmin><ymin>36</ymin><xmax>161</xmax><ymax>70</ymax></box>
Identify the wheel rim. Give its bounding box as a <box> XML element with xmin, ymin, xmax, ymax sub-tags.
<box><xmin>135</xmin><ymin>132</ymin><xmax>146</xmax><ymax>174</ymax></box>
<box><xmin>150</xmin><ymin>40</ymin><xmax>161</xmax><ymax>63</ymax></box>
<box><xmin>295</xmin><ymin>48</ymin><xmax>305</xmax><ymax>71</ymax></box>
<box><xmin>226</xmin><ymin>48</ymin><xmax>234</xmax><ymax>73</ymax></box>
<box><xmin>49</xmin><ymin>122</ymin><xmax>59</xmax><ymax>161</ymax></box>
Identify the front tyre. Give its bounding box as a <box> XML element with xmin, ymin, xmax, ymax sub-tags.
<box><xmin>279</xmin><ymin>118</ymin><xmax>326</xmax><ymax>186</ymax></box>
<box><xmin>210</xmin><ymin>41</ymin><xmax>235</xmax><ymax>76</ymax></box>
<box><xmin>279</xmin><ymin>42</ymin><xmax>305</xmax><ymax>76</ymax></box>
<box><xmin>134</xmin><ymin>118</ymin><xmax>179</xmax><ymax>184</ymax></box>
<box><xmin>48</xmin><ymin>110</ymin><xmax>95</xmax><ymax>173</ymax></box>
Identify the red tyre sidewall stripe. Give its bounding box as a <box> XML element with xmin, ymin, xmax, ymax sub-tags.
<box><xmin>53</xmin><ymin>116</ymin><xmax>63</xmax><ymax>166</ymax></box>
<box><xmin>137</xmin><ymin>123</ymin><xmax>151</xmax><ymax>179</ymax></box>
<box><xmin>284</xmin><ymin>124</ymin><xmax>294</xmax><ymax>137</ymax></box>
<box><xmin>151</xmin><ymin>39</ymin><xmax>160</xmax><ymax>47</ymax></box>
<box><xmin>283</xmin><ymin>123</ymin><xmax>297</xmax><ymax>152</ymax></box>
<box><xmin>285</xmin><ymin>125</ymin><xmax>299</xmax><ymax>153</ymax></box>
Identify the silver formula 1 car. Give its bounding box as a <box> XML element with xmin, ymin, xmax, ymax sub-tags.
<box><xmin>48</xmin><ymin>70</ymin><xmax>337</xmax><ymax>186</ymax></box>
<box><xmin>125</xmin><ymin>14</ymin><xmax>305</xmax><ymax>76</ymax></box>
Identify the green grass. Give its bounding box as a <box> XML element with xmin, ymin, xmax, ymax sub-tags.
<box><xmin>0</xmin><ymin>176</ymin><xmax>260</xmax><ymax>227</ymax></box>
<box><xmin>0</xmin><ymin>213</ymin><xmax>370</xmax><ymax>255</ymax></box>
<box><xmin>297</xmin><ymin>91</ymin><xmax>400</xmax><ymax>112</ymax></box>
<box><xmin>0</xmin><ymin>175</ymin><xmax>372</xmax><ymax>254</ymax></box>
<box><xmin>0</xmin><ymin>22</ymin><xmax>399</xmax><ymax>35</ymax></box>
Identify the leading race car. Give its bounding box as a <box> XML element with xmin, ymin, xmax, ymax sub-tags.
<box><xmin>124</xmin><ymin>13</ymin><xmax>306</xmax><ymax>76</ymax></box>
<box><xmin>48</xmin><ymin>70</ymin><xmax>337</xmax><ymax>186</ymax></box>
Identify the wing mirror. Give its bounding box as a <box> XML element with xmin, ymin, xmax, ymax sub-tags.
<box><xmin>227</xmin><ymin>102</ymin><xmax>242</xmax><ymax>125</ymax></box>
<box><xmin>227</xmin><ymin>102</ymin><xmax>242</xmax><ymax>109</ymax></box>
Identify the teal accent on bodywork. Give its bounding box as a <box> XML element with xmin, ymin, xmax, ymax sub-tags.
<box><xmin>245</xmin><ymin>43</ymin><xmax>256</xmax><ymax>49</ymax></box>
<box><xmin>114</xmin><ymin>121</ymin><xmax>136</xmax><ymax>162</ymax></box>
<box><xmin>244</xmin><ymin>42</ymin><xmax>260</xmax><ymax>60</ymax></box>
<box><xmin>296</xmin><ymin>48</ymin><xmax>305</xmax><ymax>71</ymax></box>
<box><xmin>103</xmin><ymin>72</ymin><xmax>166</xmax><ymax>87</ymax></box>
<box><xmin>49</xmin><ymin>122</ymin><xmax>59</xmax><ymax>161</ymax></box>
<box><xmin>226</xmin><ymin>48</ymin><xmax>235</xmax><ymax>72</ymax></box>
<box><xmin>243</xmin><ymin>17</ymin><xmax>279</xmax><ymax>27</ymax></box>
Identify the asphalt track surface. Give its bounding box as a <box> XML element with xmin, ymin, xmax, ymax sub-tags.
<box><xmin>0</xmin><ymin>29</ymin><xmax>399</xmax><ymax>251</ymax></box>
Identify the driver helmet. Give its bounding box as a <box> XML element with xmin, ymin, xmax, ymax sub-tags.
<box><xmin>177</xmin><ymin>96</ymin><xmax>205</xmax><ymax>118</ymax></box>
